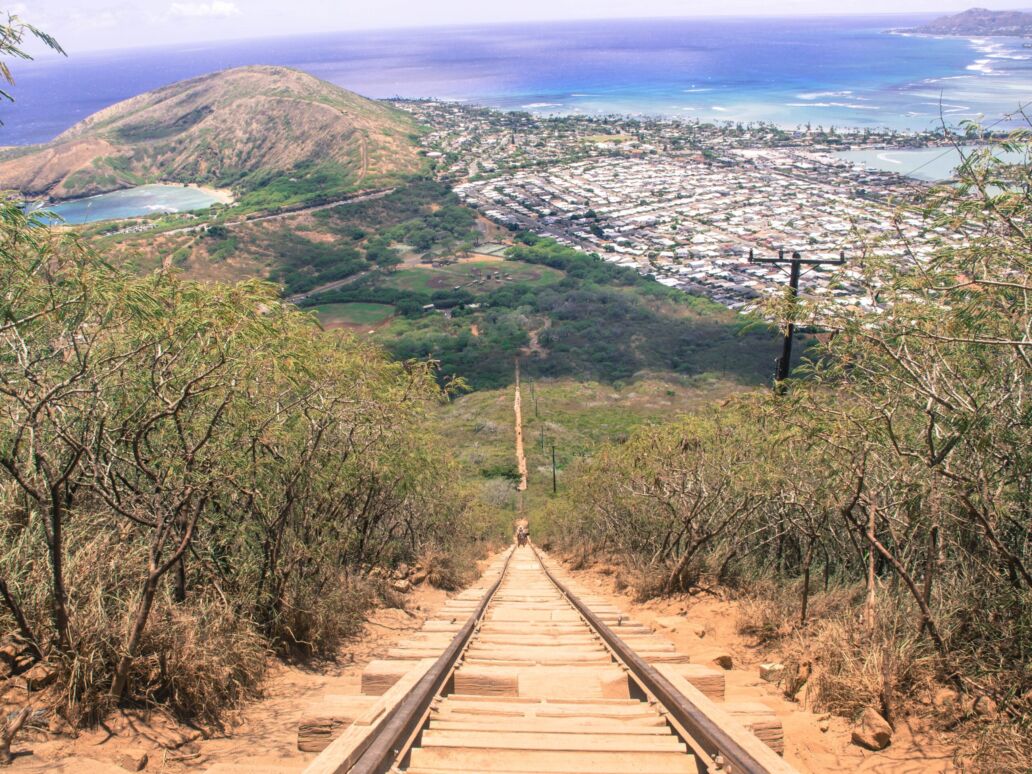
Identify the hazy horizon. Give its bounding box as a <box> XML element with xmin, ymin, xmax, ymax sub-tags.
<box><xmin>11</xmin><ymin>1</ymin><xmax>1032</xmax><ymax>56</ymax></box>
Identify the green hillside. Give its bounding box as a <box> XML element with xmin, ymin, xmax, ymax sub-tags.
<box><xmin>0</xmin><ymin>65</ymin><xmax>423</xmax><ymax>204</ymax></box>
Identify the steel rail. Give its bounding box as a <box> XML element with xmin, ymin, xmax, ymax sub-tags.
<box><xmin>344</xmin><ymin>546</ymin><xmax>516</xmax><ymax>774</ymax></box>
<box><xmin>531</xmin><ymin>545</ymin><xmax>797</xmax><ymax>774</ymax></box>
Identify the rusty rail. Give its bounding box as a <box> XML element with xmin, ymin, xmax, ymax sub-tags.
<box><xmin>531</xmin><ymin>546</ymin><xmax>799</xmax><ymax>774</ymax></box>
<box><xmin>337</xmin><ymin>547</ymin><xmax>515</xmax><ymax>774</ymax></box>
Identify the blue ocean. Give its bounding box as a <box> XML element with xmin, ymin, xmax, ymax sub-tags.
<box><xmin>4</xmin><ymin>15</ymin><xmax>1031</xmax><ymax>147</ymax></box>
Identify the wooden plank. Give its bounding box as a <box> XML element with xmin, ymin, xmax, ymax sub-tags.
<box><xmin>463</xmin><ymin>647</ymin><xmax>611</xmax><ymax>664</ymax></box>
<box><xmin>297</xmin><ymin>695</ymin><xmax>380</xmax><ymax>752</ymax></box>
<box><xmin>427</xmin><ymin>719</ymin><xmax>669</xmax><ymax>733</ymax></box>
<box><xmin>654</xmin><ymin>664</ymin><xmax>797</xmax><ymax>770</ymax></box>
<box><xmin>406</xmin><ymin>748</ymin><xmax>699</xmax><ymax>773</ymax></box>
<box><xmin>725</xmin><ymin>701</ymin><xmax>785</xmax><ymax>755</ymax></box>
<box><xmin>662</xmin><ymin>664</ymin><xmax>725</xmax><ymax>702</ymax></box>
<box><xmin>302</xmin><ymin>659</ymin><xmax>435</xmax><ymax>774</ymax></box>
<box><xmin>475</xmin><ymin>634</ymin><xmax>599</xmax><ymax>645</ymax></box>
<box><xmin>512</xmin><ymin>665</ymin><xmax>630</xmax><ymax>699</ymax></box>
<box><xmin>442</xmin><ymin>695</ymin><xmax>642</xmax><ymax>705</ymax></box>
<box><xmin>204</xmin><ymin>767</ymin><xmax>301</xmax><ymax>774</ymax></box>
<box><xmin>418</xmin><ymin>729</ymin><xmax>686</xmax><ymax>752</ymax></box>
<box><xmin>452</xmin><ymin>665</ymin><xmax>519</xmax><ymax>696</ymax></box>
<box><xmin>360</xmin><ymin>659</ymin><xmax>422</xmax><ymax>695</ymax></box>
<box><xmin>641</xmin><ymin>652</ymin><xmax>693</xmax><ymax>664</ymax></box>
<box><xmin>386</xmin><ymin>648</ymin><xmax>453</xmax><ymax>659</ymax></box>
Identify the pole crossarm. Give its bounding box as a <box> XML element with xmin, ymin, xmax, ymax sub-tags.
<box><xmin>746</xmin><ymin>247</ymin><xmax>848</xmax><ymax>389</ymax></box>
<box><xmin>748</xmin><ymin>248</ymin><xmax>846</xmax><ymax>266</ymax></box>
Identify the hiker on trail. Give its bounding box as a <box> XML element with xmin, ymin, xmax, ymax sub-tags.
<box><xmin>516</xmin><ymin>526</ymin><xmax>528</xmax><ymax>547</ymax></box>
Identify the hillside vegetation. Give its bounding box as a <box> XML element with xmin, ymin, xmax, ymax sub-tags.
<box><xmin>309</xmin><ymin>233</ymin><xmax>786</xmax><ymax>390</ymax></box>
<box><xmin>0</xmin><ymin>66</ymin><xmax>423</xmax><ymax>204</ymax></box>
<box><xmin>439</xmin><ymin>376</ymin><xmax>748</xmax><ymax>518</ymax></box>
<box><xmin>541</xmin><ymin>141</ymin><xmax>1032</xmax><ymax>768</ymax></box>
<box><xmin>0</xmin><ymin>202</ymin><xmax>498</xmax><ymax>724</ymax></box>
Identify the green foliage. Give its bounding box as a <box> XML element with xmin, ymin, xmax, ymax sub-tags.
<box><xmin>115</xmin><ymin>105</ymin><xmax>213</xmax><ymax>143</ymax></box>
<box><xmin>0</xmin><ymin>201</ymin><xmax>477</xmax><ymax>722</ymax></box>
<box><xmin>236</xmin><ymin>161</ymin><xmax>358</xmax><ymax>208</ymax></box>
<box><xmin>306</xmin><ymin>229</ymin><xmax>778</xmax><ymax>391</ymax></box>
<box><xmin>544</xmin><ymin>137</ymin><xmax>1032</xmax><ymax>761</ymax></box>
<box><xmin>365</xmin><ymin>236</ymin><xmax>401</xmax><ymax>267</ymax></box>
<box><xmin>323</xmin><ymin>179</ymin><xmax>456</xmax><ymax>228</ymax></box>
<box><xmin>319</xmin><ymin>180</ymin><xmax>478</xmax><ymax>257</ymax></box>
<box><xmin>0</xmin><ymin>12</ymin><xmax>65</xmax><ymax>105</ymax></box>
<box><xmin>312</xmin><ymin>302</ymin><xmax>395</xmax><ymax>327</ymax></box>
<box><xmin>207</xmin><ymin>235</ymin><xmax>238</xmax><ymax>262</ymax></box>
<box><xmin>387</xmin><ymin>253</ymin><xmax>776</xmax><ymax>389</ymax></box>
<box><xmin>479</xmin><ymin>462</ymin><xmax>522</xmax><ymax>482</ymax></box>
<box><xmin>384</xmin><ymin>202</ymin><xmax>476</xmax><ymax>252</ymax></box>
<box><xmin>268</xmin><ymin>232</ymin><xmax>368</xmax><ymax>294</ymax></box>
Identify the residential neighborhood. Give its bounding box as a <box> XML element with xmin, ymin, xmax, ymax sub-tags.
<box><xmin>397</xmin><ymin>100</ymin><xmax>956</xmax><ymax>311</ymax></box>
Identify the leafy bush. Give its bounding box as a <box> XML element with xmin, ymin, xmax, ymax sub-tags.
<box><xmin>0</xmin><ymin>203</ymin><xmax>478</xmax><ymax>724</ymax></box>
<box><xmin>543</xmin><ymin>138</ymin><xmax>1032</xmax><ymax>766</ymax></box>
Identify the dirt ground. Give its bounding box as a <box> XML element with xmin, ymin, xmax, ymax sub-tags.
<box><xmin>6</xmin><ymin>553</ymin><xmax>965</xmax><ymax>774</ymax></box>
<box><xmin>561</xmin><ymin>561</ymin><xmax>965</xmax><ymax>774</ymax></box>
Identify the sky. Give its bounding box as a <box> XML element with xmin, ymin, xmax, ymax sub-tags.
<box><xmin>10</xmin><ymin>0</ymin><xmax>1032</xmax><ymax>54</ymax></box>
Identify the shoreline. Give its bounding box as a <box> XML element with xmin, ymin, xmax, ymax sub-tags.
<box><xmin>22</xmin><ymin>182</ymin><xmax>236</xmax><ymax>218</ymax></box>
<box><xmin>177</xmin><ymin>181</ymin><xmax>236</xmax><ymax>205</ymax></box>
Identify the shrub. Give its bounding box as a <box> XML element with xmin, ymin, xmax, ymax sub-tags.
<box><xmin>0</xmin><ymin>202</ymin><xmax>480</xmax><ymax>725</ymax></box>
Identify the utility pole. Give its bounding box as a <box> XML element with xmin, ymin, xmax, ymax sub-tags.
<box><xmin>749</xmin><ymin>248</ymin><xmax>845</xmax><ymax>391</ymax></box>
<box><xmin>551</xmin><ymin>444</ymin><xmax>557</xmax><ymax>494</ymax></box>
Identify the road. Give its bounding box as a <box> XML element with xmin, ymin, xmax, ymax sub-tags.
<box><xmin>161</xmin><ymin>188</ymin><xmax>396</xmax><ymax>237</ymax></box>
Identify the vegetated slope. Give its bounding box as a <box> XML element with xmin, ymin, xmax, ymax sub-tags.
<box><xmin>440</xmin><ymin>376</ymin><xmax>747</xmax><ymax>516</ymax></box>
<box><xmin>904</xmin><ymin>7</ymin><xmax>1032</xmax><ymax>35</ymax></box>
<box><xmin>542</xmin><ymin>145</ymin><xmax>1032</xmax><ymax>770</ymax></box>
<box><xmin>0</xmin><ymin>198</ymin><xmax>492</xmax><ymax>727</ymax></box>
<box><xmin>308</xmin><ymin>233</ymin><xmax>786</xmax><ymax>390</ymax></box>
<box><xmin>0</xmin><ymin>65</ymin><xmax>423</xmax><ymax>201</ymax></box>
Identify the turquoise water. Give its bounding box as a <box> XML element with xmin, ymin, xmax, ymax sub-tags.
<box><xmin>7</xmin><ymin>16</ymin><xmax>1032</xmax><ymax>143</ymax></box>
<box><xmin>834</xmin><ymin>145</ymin><xmax>1029</xmax><ymax>181</ymax></box>
<box><xmin>26</xmin><ymin>184</ymin><xmax>224</xmax><ymax>224</ymax></box>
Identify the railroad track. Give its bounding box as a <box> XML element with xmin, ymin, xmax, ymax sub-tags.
<box><xmin>207</xmin><ymin>547</ymin><xmax>799</xmax><ymax>774</ymax></box>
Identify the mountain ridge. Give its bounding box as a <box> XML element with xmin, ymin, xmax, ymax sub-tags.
<box><xmin>0</xmin><ymin>65</ymin><xmax>423</xmax><ymax>202</ymax></box>
<box><xmin>901</xmin><ymin>7</ymin><xmax>1032</xmax><ymax>36</ymax></box>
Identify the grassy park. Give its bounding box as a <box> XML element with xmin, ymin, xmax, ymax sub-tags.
<box><xmin>312</xmin><ymin>302</ymin><xmax>396</xmax><ymax>327</ymax></box>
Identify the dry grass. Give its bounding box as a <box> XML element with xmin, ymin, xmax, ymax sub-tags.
<box><xmin>417</xmin><ymin>544</ymin><xmax>485</xmax><ymax>591</ymax></box>
<box><xmin>1</xmin><ymin>512</ymin><xmax>398</xmax><ymax>726</ymax></box>
<box><xmin>734</xmin><ymin>580</ymin><xmax>938</xmax><ymax>720</ymax></box>
<box><xmin>274</xmin><ymin>576</ymin><xmax>376</xmax><ymax>660</ymax></box>
<box><xmin>732</xmin><ymin>579</ymin><xmax>1032</xmax><ymax>770</ymax></box>
<box><xmin>736</xmin><ymin>581</ymin><xmax>863</xmax><ymax>644</ymax></box>
<box><xmin>961</xmin><ymin>717</ymin><xmax>1032</xmax><ymax>773</ymax></box>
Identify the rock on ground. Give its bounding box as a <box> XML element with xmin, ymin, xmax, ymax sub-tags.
<box><xmin>851</xmin><ymin>708</ymin><xmax>893</xmax><ymax>751</ymax></box>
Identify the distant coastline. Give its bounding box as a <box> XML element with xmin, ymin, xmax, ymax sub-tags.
<box><xmin>24</xmin><ymin>184</ymin><xmax>234</xmax><ymax>225</ymax></box>
<box><xmin>895</xmin><ymin>7</ymin><xmax>1032</xmax><ymax>37</ymax></box>
<box><xmin>6</xmin><ymin>15</ymin><xmax>1032</xmax><ymax>142</ymax></box>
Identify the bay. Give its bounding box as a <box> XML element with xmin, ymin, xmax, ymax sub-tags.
<box><xmin>834</xmin><ymin>144</ymin><xmax>1029</xmax><ymax>181</ymax></box>
<box><xmin>26</xmin><ymin>184</ymin><xmax>228</xmax><ymax>225</ymax></box>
